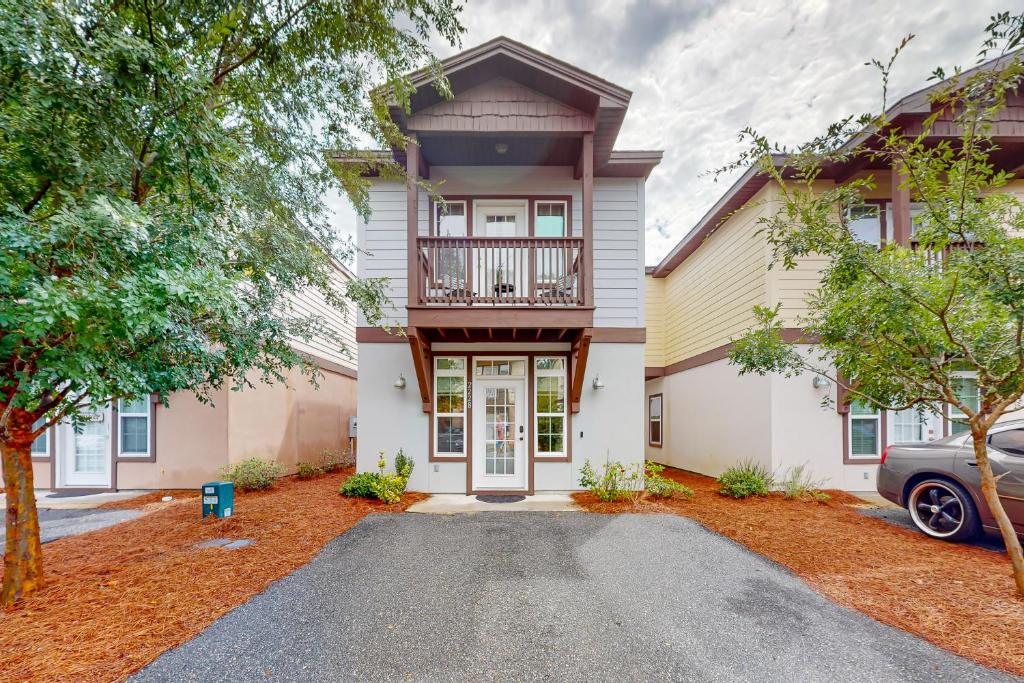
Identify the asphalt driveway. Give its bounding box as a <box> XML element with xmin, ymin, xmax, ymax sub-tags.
<box><xmin>133</xmin><ymin>512</ymin><xmax>1011</xmax><ymax>682</ymax></box>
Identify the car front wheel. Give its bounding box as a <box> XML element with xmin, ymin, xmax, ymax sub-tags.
<box><xmin>907</xmin><ymin>479</ymin><xmax>980</xmax><ymax>542</ymax></box>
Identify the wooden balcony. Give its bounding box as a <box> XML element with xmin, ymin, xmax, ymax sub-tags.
<box><xmin>415</xmin><ymin>236</ymin><xmax>588</xmax><ymax>307</ymax></box>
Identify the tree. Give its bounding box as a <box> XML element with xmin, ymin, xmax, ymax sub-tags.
<box><xmin>724</xmin><ymin>13</ymin><xmax>1024</xmax><ymax>596</ymax></box>
<box><xmin>0</xmin><ymin>0</ymin><xmax>463</xmax><ymax>606</ymax></box>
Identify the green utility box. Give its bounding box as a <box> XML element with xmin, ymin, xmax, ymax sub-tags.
<box><xmin>201</xmin><ymin>481</ymin><xmax>234</xmax><ymax>518</ymax></box>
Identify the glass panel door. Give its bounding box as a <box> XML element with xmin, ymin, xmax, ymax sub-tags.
<box><xmin>61</xmin><ymin>405</ymin><xmax>112</xmax><ymax>487</ymax></box>
<box><xmin>472</xmin><ymin>371</ymin><xmax>527</xmax><ymax>491</ymax></box>
<box><xmin>484</xmin><ymin>386</ymin><xmax>516</xmax><ymax>476</ymax></box>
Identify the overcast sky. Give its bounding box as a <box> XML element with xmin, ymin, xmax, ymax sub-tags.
<box><xmin>325</xmin><ymin>0</ymin><xmax>1010</xmax><ymax>266</ymax></box>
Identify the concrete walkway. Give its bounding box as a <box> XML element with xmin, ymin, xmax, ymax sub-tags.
<box><xmin>133</xmin><ymin>512</ymin><xmax>1010</xmax><ymax>682</ymax></box>
<box><xmin>0</xmin><ymin>489</ymin><xmax>149</xmax><ymax>545</ymax></box>
<box><xmin>406</xmin><ymin>493</ymin><xmax>579</xmax><ymax>513</ymax></box>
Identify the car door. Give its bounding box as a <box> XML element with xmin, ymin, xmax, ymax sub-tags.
<box><xmin>955</xmin><ymin>427</ymin><xmax>1024</xmax><ymax>533</ymax></box>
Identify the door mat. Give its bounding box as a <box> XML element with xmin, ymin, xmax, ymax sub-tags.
<box><xmin>475</xmin><ymin>495</ymin><xmax>526</xmax><ymax>504</ymax></box>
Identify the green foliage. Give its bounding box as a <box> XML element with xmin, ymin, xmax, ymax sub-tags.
<box><xmin>717</xmin><ymin>461</ymin><xmax>774</xmax><ymax>499</ymax></box>
<box><xmin>643</xmin><ymin>461</ymin><xmax>694</xmax><ymax>499</ymax></box>
<box><xmin>296</xmin><ymin>461</ymin><xmax>325</xmax><ymax>480</ymax></box>
<box><xmin>221</xmin><ymin>458</ymin><xmax>283</xmax><ymax>492</ymax></box>
<box><xmin>779</xmin><ymin>465</ymin><xmax>831</xmax><ymax>502</ymax></box>
<box><xmin>394</xmin><ymin>449</ymin><xmax>414</xmax><ymax>479</ymax></box>
<box><xmin>339</xmin><ymin>450</ymin><xmax>413</xmax><ymax>503</ymax></box>
<box><xmin>579</xmin><ymin>459</ymin><xmax>644</xmax><ymax>502</ymax></box>
<box><xmin>339</xmin><ymin>472</ymin><xmax>378</xmax><ymax>499</ymax></box>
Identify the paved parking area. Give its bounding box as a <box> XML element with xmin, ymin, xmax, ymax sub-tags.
<box><xmin>858</xmin><ymin>506</ymin><xmax>1007</xmax><ymax>552</ymax></box>
<box><xmin>132</xmin><ymin>512</ymin><xmax>1011</xmax><ymax>682</ymax></box>
<box><xmin>0</xmin><ymin>507</ymin><xmax>142</xmax><ymax>545</ymax></box>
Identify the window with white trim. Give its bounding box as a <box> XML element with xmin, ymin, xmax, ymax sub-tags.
<box><xmin>30</xmin><ymin>418</ymin><xmax>49</xmax><ymax>456</ymax></box>
<box><xmin>892</xmin><ymin>408</ymin><xmax>928</xmax><ymax>443</ymax></box>
<box><xmin>118</xmin><ymin>397</ymin><xmax>151</xmax><ymax>457</ymax></box>
<box><xmin>847</xmin><ymin>204</ymin><xmax>882</xmax><ymax>245</ymax></box>
<box><xmin>434</xmin><ymin>357</ymin><xmax>467</xmax><ymax>456</ymax></box>
<box><xmin>535</xmin><ymin>357</ymin><xmax>566</xmax><ymax>457</ymax></box>
<box><xmin>649</xmin><ymin>394</ymin><xmax>663</xmax><ymax>446</ymax></box>
<box><xmin>435</xmin><ymin>200</ymin><xmax>467</xmax><ymax>236</ymax></box>
<box><xmin>950</xmin><ymin>373</ymin><xmax>980</xmax><ymax>435</ymax></box>
<box><xmin>849</xmin><ymin>399</ymin><xmax>880</xmax><ymax>458</ymax></box>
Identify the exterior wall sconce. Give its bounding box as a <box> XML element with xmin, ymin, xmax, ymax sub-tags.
<box><xmin>812</xmin><ymin>375</ymin><xmax>829</xmax><ymax>389</ymax></box>
<box><xmin>592</xmin><ymin>375</ymin><xmax>605</xmax><ymax>390</ymax></box>
<box><xmin>494</xmin><ymin>142</ymin><xmax>508</xmax><ymax>155</ymax></box>
<box><xmin>393</xmin><ymin>374</ymin><xmax>407</xmax><ymax>390</ymax></box>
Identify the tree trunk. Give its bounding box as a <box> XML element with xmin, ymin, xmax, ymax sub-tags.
<box><xmin>971</xmin><ymin>429</ymin><xmax>1024</xmax><ymax>598</ymax></box>
<box><xmin>1</xmin><ymin>418</ymin><xmax>44</xmax><ymax>608</ymax></box>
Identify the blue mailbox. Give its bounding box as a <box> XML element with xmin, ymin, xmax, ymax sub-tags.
<box><xmin>201</xmin><ymin>481</ymin><xmax>234</xmax><ymax>518</ymax></box>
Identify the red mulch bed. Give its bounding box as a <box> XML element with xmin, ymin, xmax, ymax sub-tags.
<box><xmin>573</xmin><ymin>468</ymin><xmax>1024</xmax><ymax>677</ymax></box>
<box><xmin>0</xmin><ymin>469</ymin><xmax>424</xmax><ymax>683</ymax></box>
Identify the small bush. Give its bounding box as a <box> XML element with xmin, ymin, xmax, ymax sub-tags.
<box><xmin>643</xmin><ymin>461</ymin><xmax>694</xmax><ymax>499</ymax></box>
<box><xmin>580</xmin><ymin>459</ymin><xmax>643</xmax><ymax>502</ymax></box>
<box><xmin>394</xmin><ymin>449</ymin><xmax>414</xmax><ymax>479</ymax></box>
<box><xmin>717</xmin><ymin>460</ymin><xmax>774</xmax><ymax>499</ymax></box>
<box><xmin>339</xmin><ymin>471</ymin><xmax>378</xmax><ymax>498</ymax></box>
<box><xmin>317</xmin><ymin>449</ymin><xmax>343</xmax><ymax>473</ymax></box>
<box><xmin>296</xmin><ymin>461</ymin><xmax>325</xmax><ymax>479</ymax></box>
<box><xmin>780</xmin><ymin>464</ymin><xmax>831</xmax><ymax>502</ymax></box>
<box><xmin>370</xmin><ymin>473</ymin><xmax>407</xmax><ymax>504</ymax></box>
<box><xmin>221</xmin><ymin>458</ymin><xmax>283</xmax><ymax>492</ymax></box>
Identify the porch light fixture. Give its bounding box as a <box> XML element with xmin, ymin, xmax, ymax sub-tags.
<box><xmin>494</xmin><ymin>142</ymin><xmax>508</xmax><ymax>155</ymax></box>
<box><xmin>812</xmin><ymin>375</ymin><xmax>829</xmax><ymax>389</ymax></box>
<box><xmin>393</xmin><ymin>374</ymin><xmax>407</xmax><ymax>390</ymax></box>
<box><xmin>592</xmin><ymin>375</ymin><xmax>605</xmax><ymax>390</ymax></box>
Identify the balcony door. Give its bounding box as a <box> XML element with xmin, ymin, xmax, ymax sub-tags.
<box><xmin>474</xmin><ymin>201</ymin><xmax>527</xmax><ymax>300</ymax></box>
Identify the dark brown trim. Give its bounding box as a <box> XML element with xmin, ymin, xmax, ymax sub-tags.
<box><xmin>429</xmin><ymin>195</ymin><xmax>574</xmax><ymax>237</ymax></box>
<box><xmin>407</xmin><ymin>135</ymin><xmax>421</xmax><ymax>309</ymax></box>
<box><xmin>407</xmin><ymin>306</ymin><xmax>594</xmax><ymax>330</ymax></box>
<box><xmin>648</xmin><ymin>393</ymin><xmax>663</xmax><ymax>448</ymax></box>
<box><xmin>890</xmin><ymin>164</ymin><xmax>911</xmax><ymax>246</ymax></box>
<box><xmin>357</xmin><ymin>326</ymin><xmax>407</xmax><ymax>343</ymax></box>
<box><xmin>645</xmin><ymin>328</ymin><xmax>813</xmax><ymax>377</ymax></box>
<box><xmin>590</xmin><ymin>327</ymin><xmax>645</xmax><ymax>343</ymax></box>
<box><xmin>569</xmin><ymin>329</ymin><xmax>591</xmax><ymax>413</ymax></box>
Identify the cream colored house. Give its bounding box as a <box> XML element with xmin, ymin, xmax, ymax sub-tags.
<box><xmin>23</xmin><ymin>261</ymin><xmax>359</xmax><ymax>492</ymax></box>
<box><xmin>644</xmin><ymin>64</ymin><xmax>1024</xmax><ymax>492</ymax></box>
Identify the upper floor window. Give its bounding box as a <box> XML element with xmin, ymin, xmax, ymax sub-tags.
<box><xmin>535</xmin><ymin>201</ymin><xmax>567</xmax><ymax>237</ymax></box>
<box><xmin>436</xmin><ymin>201</ymin><xmax>467</xmax><ymax>237</ymax></box>
<box><xmin>847</xmin><ymin>204</ymin><xmax>882</xmax><ymax>245</ymax></box>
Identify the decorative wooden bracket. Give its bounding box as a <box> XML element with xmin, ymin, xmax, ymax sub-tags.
<box><xmin>406</xmin><ymin>326</ymin><xmax>432</xmax><ymax>413</ymax></box>
<box><xmin>570</xmin><ymin>327</ymin><xmax>592</xmax><ymax>413</ymax></box>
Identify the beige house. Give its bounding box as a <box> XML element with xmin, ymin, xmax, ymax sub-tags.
<box><xmin>23</xmin><ymin>262</ymin><xmax>359</xmax><ymax>492</ymax></box>
<box><xmin>644</xmin><ymin>63</ymin><xmax>1024</xmax><ymax>492</ymax></box>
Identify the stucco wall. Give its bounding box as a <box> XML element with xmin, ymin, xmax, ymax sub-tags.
<box><xmin>644</xmin><ymin>357</ymin><xmax>772</xmax><ymax>478</ymax></box>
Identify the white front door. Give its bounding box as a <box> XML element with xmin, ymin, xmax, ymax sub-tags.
<box><xmin>472</xmin><ymin>377</ymin><xmax>528</xmax><ymax>491</ymax></box>
<box><xmin>59</xmin><ymin>405</ymin><xmax>112</xmax><ymax>488</ymax></box>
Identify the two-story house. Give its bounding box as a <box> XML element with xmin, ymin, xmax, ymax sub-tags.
<box><xmin>343</xmin><ymin>37</ymin><xmax>660</xmax><ymax>494</ymax></box>
<box><xmin>644</xmin><ymin>56</ymin><xmax>1024</xmax><ymax>491</ymax></box>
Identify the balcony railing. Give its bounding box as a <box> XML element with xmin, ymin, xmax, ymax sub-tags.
<box><xmin>415</xmin><ymin>236</ymin><xmax>586</xmax><ymax>306</ymax></box>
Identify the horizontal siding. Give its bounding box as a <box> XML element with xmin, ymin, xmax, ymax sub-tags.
<box><xmin>288</xmin><ymin>264</ymin><xmax>358</xmax><ymax>371</ymax></box>
<box><xmin>594</xmin><ymin>178</ymin><xmax>643</xmax><ymax>327</ymax></box>
<box><xmin>644</xmin><ymin>275</ymin><xmax>665</xmax><ymax>367</ymax></box>
<box><xmin>661</xmin><ymin>184</ymin><xmax>773</xmax><ymax>364</ymax></box>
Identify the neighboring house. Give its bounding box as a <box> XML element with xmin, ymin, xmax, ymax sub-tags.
<box><xmin>23</xmin><ymin>261</ymin><xmax>359</xmax><ymax>492</ymax></box>
<box><xmin>340</xmin><ymin>37</ymin><xmax>660</xmax><ymax>494</ymax></box>
<box><xmin>644</xmin><ymin>59</ymin><xmax>1024</xmax><ymax>492</ymax></box>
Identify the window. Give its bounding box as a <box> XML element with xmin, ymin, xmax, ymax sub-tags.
<box><xmin>118</xmin><ymin>397</ymin><xmax>151</xmax><ymax>456</ymax></box>
<box><xmin>892</xmin><ymin>408</ymin><xmax>928</xmax><ymax>443</ymax></box>
<box><xmin>30</xmin><ymin>418</ymin><xmax>49</xmax><ymax>456</ymax></box>
<box><xmin>990</xmin><ymin>429</ymin><xmax>1024</xmax><ymax>457</ymax></box>
<box><xmin>849</xmin><ymin>400</ymin><xmax>880</xmax><ymax>458</ymax></box>
<box><xmin>434</xmin><ymin>357</ymin><xmax>467</xmax><ymax>456</ymax></box>
<box><xmin>535</xmin><ymin>357</ymin><xmax>567</xmax><ymax>457</ymax></box>
<box><xmin>949</xmin><ymin>374</ymin><xmax>980</xmax><ymax>435</ymax></box>
<box><xmin>847</xmin><ymin>204</ymin><xmax>883</xmax><ymax>245</ymax></box>
<box><xmin>648</xmin><ymin>394</ymin><xmax>663</xmax><ymax>447</ymax></box>
<box><xmin>535</xmin><ymin>201</ymin><xmax>567</xmax><ymax>237</ymax></box>
<box><xmin>435</xmin><ymin>200</ymin><xmax>467</xmax><ymax>236</ymax></box>
<box><xmin>475</xmin><ymin>359</ymin><xmax>526</xmax><ymax>377</ymax></box>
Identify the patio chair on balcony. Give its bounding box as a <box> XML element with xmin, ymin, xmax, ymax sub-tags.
<box><xmin>536</xmin><ymin>273</ymin><xmax>576</xmax><ymax>303</ymax></box>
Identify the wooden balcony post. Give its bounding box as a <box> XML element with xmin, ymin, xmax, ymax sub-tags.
<box><xmin>407</xmin><ymin>135</ymin><xmax>420</xmax><ymax>305</ymax></box>
<box><xmin>581</xmin><ymin>132</ymin><xmax>594</xmax><ymax>307</ymax></box>
<box><xmin>890</xmin><ymin>162</ymin><xmax>911</xmax><ymax>246</ymax></box>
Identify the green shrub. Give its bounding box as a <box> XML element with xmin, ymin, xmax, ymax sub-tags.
<box><xmin>339</xmin><ymin>450</ymin><xmax>414</xmax><ymax>503</ymax></box>
<box><xmin>317</xmin><ymin>449</ymin><xmax>343</xmax><ymax>473</ymax></box>
<box><xmin>643</xmin><ymin>461</ymin><xmax>694</xmax><ymax>499</ymax></box>
<box><xmin>339</xmin><ymin>471</ymin><xmax>378</xmax><ymax>498</ymax></box>
<box><xmin>221</xmin><ymin>458</ymin><xmax>283</xmax><ymax>492</ymax></box>
<box><xmin>717</xmin><ymin>460</ymin><xmax>774</xmax><ymax>499</ymax></box>
<box><xmin>579</xmin><ymin>459</ymin><xmax>643</xmax><ymax>502</ymax></box>
<box><xmin>296</xmin><ymin>461</ymin><xmax>325</xmax><ymax>479</ymax></box>
<box><xmin>780</xmin><ymin>464</ymin><xmax>831</xmax><ymax>502</ymax></box>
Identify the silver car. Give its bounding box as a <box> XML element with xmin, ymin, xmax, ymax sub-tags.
<box><xmin>877</xmin><ymin>420</ymin><xmax>1024</xmax><ymax>542</ymax></box>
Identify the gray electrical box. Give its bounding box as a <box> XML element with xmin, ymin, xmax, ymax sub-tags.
<box><xmin>348</xmin><ymin>415</ymin><xmax>358</xmax><ymax>438</ymax></box>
